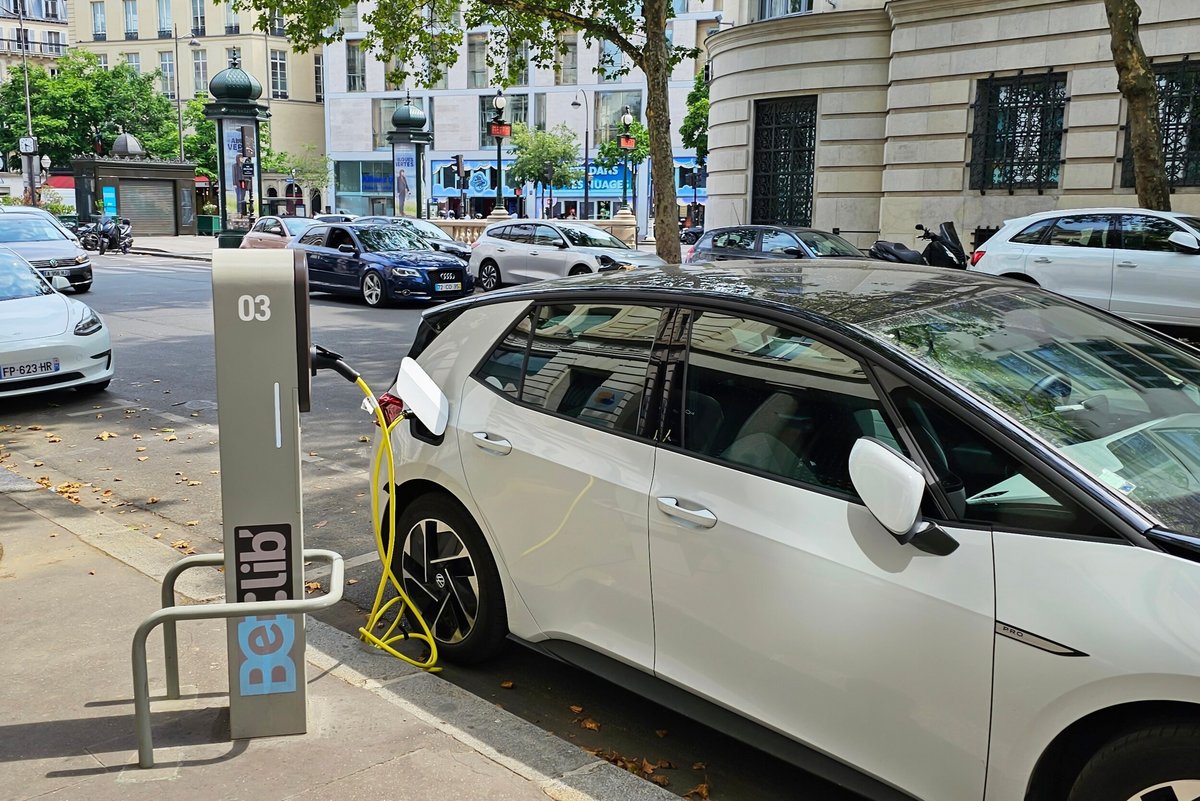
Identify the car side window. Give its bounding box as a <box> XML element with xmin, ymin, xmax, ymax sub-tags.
<box><xmin>892</xmin><ymin>387</ymin><xmax>1117</xmax><ymax>537</ymax></box>
<box><xmin>298</xmin><ymin>227</ymin><xmax>328</xmax><ymax>246</ymax></box>
<box><xmin>1120</xmin><ymin>214</ymin><xmax>1185</xmax><ymax>252</ymax></box>
<box><xmin>1009</xmin><ymin>218</ymin><xmax>1054</xmax><ymax>244</ymax></box>
<box><xmin>515</xmin><ymin>303</ymin><xmax>663</xmax><ymax>435</ymax></box>
<box><xmin>251</xmin><ymin>219</ymin><xmax>269</xmax><ymax>233</ymax></box>
<box><xmin>1045</xmin><ymin>215</ymin><xmax>1114</xmax><ymax>249</ymax></box>
<box><xmin>509</xmin><ymin>224</ymin><xmax>536</xmax><ymax>245</ymax></box>
<box><xmin>327</xmin><ymin>228</ymin><xmax>354</xmax><ymax>250</ymax></box>
<box><xmin>677</xmin><ymin>311</ymin><xmax>903</xmax><ymax>498</ymax></box>
<box><xmin>534</xmin><ymin>225</ymin><xmax>563</xmax><ymax>247</ymax></box>
<box><xmin>760</xmin><ymin>229</ymin><xmax>800</xmax><ymax>255</ymax></box>
<box><xmin>488</xmin><ymin>226</ymin><xmax>511</xmax><ymax>241</ymax></box>
<box><xmin>712</xmin><ymin>229</ymin><xmax>757</xmax><ymax>251</ymax></box>
<box><xmin>266</xmin><ymin>221</ymin><xmax>284</xmax><ymax>235</ymax></box>
<box><xmin>475</xmin><ymin>310</ymin><xmax>535</xmax><ymax>399</ymax></box>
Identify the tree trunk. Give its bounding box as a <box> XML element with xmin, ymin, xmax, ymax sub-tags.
<box><xmin>1104</xmin><ymin>0</ymin><xmax>1171</xmax><ymax>210</ymax></box>
<box><xmin>640</xmin><ymin>0</ymin><xmax>682</xmax><ymax>263</ymax></box>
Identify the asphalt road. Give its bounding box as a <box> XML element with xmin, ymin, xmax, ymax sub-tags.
<box><xmin>1</xmin><ymin>253</ymin><xmax>864</xmax><ymax>801</ymax></box>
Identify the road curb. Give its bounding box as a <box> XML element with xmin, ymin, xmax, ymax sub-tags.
<box><xmin>127</xmin><ymin>248</ymin><xmax>213</xmax><ymax>263</ymax></box>
<box><xmin>3</xmin><ymin>465</ymin><xmax>677</xmax><ymax>801</ymax></box>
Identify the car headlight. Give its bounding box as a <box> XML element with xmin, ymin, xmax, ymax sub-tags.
<box><xmin>75</xmin><ymin>309</ymin><xmax>103</xmax><ymax>336</ymax></box>
<box><xmin>74</xmin><ymin>254</ymin><xmax>89</xmax><ymax>264</ymax></box>
<box><xmin>390</xmin><ymin>266</ymin><xmax>419</xmax><ymax>277</ymax></box>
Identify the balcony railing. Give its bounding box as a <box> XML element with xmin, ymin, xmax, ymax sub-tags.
<box><xmin>225</xmin><ymin>23</ymin><xmax>239</xmax><ymax>34</ymax></box>
<box><xmin>125</xmin><ymin>30</ymin><xmax>138</xmax><ymax>40</ymax></box>
<box><xmin>157</xmin><ymin>28</ymin><xmax>171</xmax><ymax>38</ymax></box>
<box><xmin>0</xmin><ymin>39</ymin><xmax>67</xmax><ymax>56</ymax></box>
<box><xmin>93</xmin><ymin>32</ymin><xmax>106</xmax><ymax>41</ymax></box>
<box><xmin>192</xmin><ymin>24</ymin><xmax>205</xmax><ymax>36</ymax></box>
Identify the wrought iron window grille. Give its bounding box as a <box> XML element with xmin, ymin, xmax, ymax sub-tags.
<box><xmin>751</xmin><ymin>95</ymin><xmax>817</xmax><ymax>226</ymax></box>
<box><xmin>1121</xmin><ymin>57</ymin><xmax>1200</xmax><ymax>190</ymax></box>
<box><xmin>969</xmin><ymin>71</ymin><xmax>1067</xmax><ymax>194</ymax></box>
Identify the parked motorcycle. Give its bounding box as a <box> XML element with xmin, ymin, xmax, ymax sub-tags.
<box><xmin>680</xmin><ymin>225</ymin><xmax>704</xmax><ymax>244</ymax></box>
<box><xmin>75</xmin><ymin>221</ymin><xmax>102</xmax><ymax>252</ymax></box>
<box><xmin>95</xmin><ymin>216</ymin><xmax>133</xmax><ymax>255</ymax></box>
<box><xmin>869</xmin><ymin>222</ymin><xmax>967</xmax><ymax>269</ymax></box>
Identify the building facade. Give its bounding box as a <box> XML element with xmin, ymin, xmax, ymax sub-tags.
<box><xmin>0</xmin><ymin>0</ymin><xmax>69</xmax><ymax>82</ymax></box>
<box><xmin>705</xmin><ymin>0</ymin><xmax>1200</xmax><ymax>250</ymax></box>
<box><xmin>323</xmin><ymin>0</ymin><xmax>724</xmax><ymax>227</ymax></box>
<box><xmin>68</xmin><ymin>0</ymin><xmax>325</xmax><ymax>166</ymax></box>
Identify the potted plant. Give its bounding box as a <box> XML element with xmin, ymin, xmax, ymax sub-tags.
<box><xmin>198</xmin><ymin>201</ymin><xmax>220</xmax><ymax>236</ymax></box>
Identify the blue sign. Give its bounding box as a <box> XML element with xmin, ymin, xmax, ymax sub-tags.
<box><xmin>102</xmin><ymin>185</ymin><xmax>118</xmax><ymax>215</ymax></box>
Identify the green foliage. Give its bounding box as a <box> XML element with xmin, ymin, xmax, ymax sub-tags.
<box><xmin>506</xmin><ymin>123</ymin><xmax>583</xmax><ymax>188</ymax></box>
<box><xmin>592</xmin><ymin>119</ymin><xmax>649</xmax><ymax>170</ymax></box>
<box><xmin>680</xmin><ymin>70</ymin><xmax>708</xmax><ymax>164</ymax></box>
<box><xmin>0</xmin><ymin>50</ymin><xmax>177</xmax><ymax>167</ymax></box>
<box><xmin>37</xmin><ymin>187</ymin><xmax>72</xmax><ymax>216</ymax></box>
<box><xmin>182</xmin><ymin>97</ymin><xmax>217</xmax><ymax>179</ymax></box>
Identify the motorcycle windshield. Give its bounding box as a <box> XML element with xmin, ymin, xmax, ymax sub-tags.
<box><xmin>939</xmin><ymin>222</ymin><xmax>964</xmax><ymax>253</ymax></box>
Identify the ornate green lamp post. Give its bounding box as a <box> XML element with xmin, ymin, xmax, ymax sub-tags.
<box><xmin>204</xmin><ymin>53</ymin><xmax>269</xmax><ymax>248</ymax></box>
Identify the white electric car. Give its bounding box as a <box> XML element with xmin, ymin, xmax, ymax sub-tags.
<box><xmin>376</xmin><ymin>262</ymin><xmax>1200</xmax><ymax>801</ymax></box>
<box><xmin>0</xmin><ymin>249</ymin><xmax>112</xmax><ymax>398</ymax></box>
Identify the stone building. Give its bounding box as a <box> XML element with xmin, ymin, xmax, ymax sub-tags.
<box><xmin>705</xmin><ymin>0</ymin><xmax>1200</xmax><ymax>250</ymax></box>
<box><xmin>0</xmin><ymin>0</ymin><xmax>68</xmax><ymax>83</ymax></box>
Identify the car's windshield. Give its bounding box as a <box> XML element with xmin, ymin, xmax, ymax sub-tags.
<box><xmin>402</xmin><ymin>219</ymin><xmax>452</xmax><ymax>241</ymax></box>
<box><xmin>796</xmin><ymin>231</ymin><xmax>862</xmax><ymax>257</ymax></box>
<box><xmin>356</xmin><ymin>226</ymin><xmax>428</xmax><ymax>252</ymax></box>
<box><xmin>559</xmin><ymin>224</ymin><xmax>629</xmax><ymax>250</ymax></box>
<box><xmin>0</xmin><ymin>253</ymin><xmax>51</xmax><ymax>300</ymax></box>
<box><xmin>283</xmin><ymin>218</ymin><xmax>315</xmax><ymax>236</ymax></box>
<box><xmin>863</xmin><ymin>288</ymin><xmax>1200</xmax><ymax>537</ymax></box>
<box><xmin>0</xmin><ymin>217</ymin><xmax>66</xmax><ymax>242</ymax></box>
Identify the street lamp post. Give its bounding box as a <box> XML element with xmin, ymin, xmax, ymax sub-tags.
<box><xmin>620</xmin><ymin>105</ymin><xmax>634</xmax><ymax>209</ymax></box>
<box><xmin>570</xmin><ymin>91</ymin><xmax>590</xmax><ymax>219</ymax></box>
<box><xmin>492</xmin><ymin>89</ymin><xmax>506</xmax><ymax>216</ymax></box>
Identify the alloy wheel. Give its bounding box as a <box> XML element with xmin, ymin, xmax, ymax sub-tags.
<box><xmin>362</xmin><ymin>272</ymin><xmax>384</xmax><ymax>306</ymax></box>
<box><xmin>1125</xmin><ymin>781</ymin><xmax>1200</xmax><ymax>801</ymax></box>
<box><xmin>401</xmin><ymin>517</ymin><xmax>480</xmax><ymax>644</ymax></box>
<box><xmin>479</xmin><ymin>262</ymin><xmax>500</xmax><ymax>291</ymax></box>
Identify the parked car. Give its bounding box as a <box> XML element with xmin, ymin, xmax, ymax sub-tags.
<box><xmin>0</xmin><ymin>205</ymin><xmax>82</xmax><ymax>243</ymax></box>
<box><xmin>468</xmin><ymin>220</ymin><xmax>666</xmax><ymax>291</ymax></box>
<box><xmin>314</xmin><ymin>213</ymin><xmax>357</xmax><ymax>223</ymax></box>
<box><xmin>375</xmin><ymin>259</ymin><xmax>1200</xmax><ymax>801</ymax></box>
<box><xmin>239</xmin><ymin>216</ymin><xmax>317</xmax><ymax>249</ymax></box>
<box><xmin>684</xmin><ymin>224</ymin><xmax>864</xmax><ymax>263</ymax></box>
<box><xmin>0</xmin><ymin>249</ymin><xmax>112</xmax><ymax>397</ymax></box>
<box><xmin>969</xmin><ymin>207</ymin><xmax>1200</xmax><ymax>327</ymax></box>
<box><xmin>0</xmin><ymin>212</ymin><xmax>93</xmax><ymax>292</ymax></box>
<box><xmin>288</xmin><ymin>223</ymin><xmax>472</xmax><ymax>307</ymax></box>
<box><xmin>355</xmin><ymin>216</ymin><xmax>471</xmax><ymax>262</ymax></box>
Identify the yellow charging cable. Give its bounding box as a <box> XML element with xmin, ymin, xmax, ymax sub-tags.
<box><xmin>353</xmin><ymin>375</ymin><xmax>440</xmax><ymax>672</ymax></box>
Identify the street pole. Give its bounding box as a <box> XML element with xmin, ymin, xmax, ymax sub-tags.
<box><xmin>17</xmin><ymin>4</ymin><xmax>34</xmax><ymax>204</ymax></box>
<box><xmin>571</xmin><ymin>91</ymin><xmax>590</xmax><ymax>219</ymax></box>
<box><xmin>174</xmin><ymin>26</ymin><xmax>184</xmax><ymax>160</ymax></box>
<box><xmin>492</xmin><ymin>89</ymin><xmax>506</xmax><ymax>217</ymax></box>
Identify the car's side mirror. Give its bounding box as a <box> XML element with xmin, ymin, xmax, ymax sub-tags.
<box><xmin>1169</xmin><ymin>230</ymin><xmax>1200</xmax><ymax>254</ymax></box>
<box><xmin>557</xmin><ymin>240</ymin><xmax>569</xmax><ymax>249</ymax></box>
<box><xmin>337</xmin><ymin>243</ymin><xmax>357</xmax><ymax>255</ymax></box>
<box><xmin>848</xmin><ymin>438</ymin><xmax>959</xmax><ymax>556</ymax></box>
<box><xmin>50</xmin><ymin>275</ymin><xmax>70</xmax><ymax>290</ymax></box>
<box><xmin>392</xmin><ymin>357</ymin><xmax>449</xmax><ymax>436</ymax></box>
<box><xmin>782</xmin><ymin>246</ymin><xmax>805</xmax><ymax>257</ymax></box>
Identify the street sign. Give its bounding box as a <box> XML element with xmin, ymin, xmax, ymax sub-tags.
<box><xmin>619</xmin><ymin>135</ymin><xmax>637</xmax><ymax>150</ymax></box>
<box><xmin>488</xmin><ymin>121</ymin><xmax>512</xmax><ymax>138</ymax></box>
<box><xmin>241</xmin><ymin>159</ymin><xmax>255</xmax><ymax>178</ymax></box>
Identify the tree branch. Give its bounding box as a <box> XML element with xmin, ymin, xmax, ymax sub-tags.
<box><xmin>476</xmin><ymin>0</ymin><xmax>639</xmax><ymax>61</ymax></box>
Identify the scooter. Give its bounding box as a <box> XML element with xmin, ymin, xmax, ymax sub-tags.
<box><xmin>96</xmin><ymin>216</ymin><xmax>133</xmax><ymax>255</ymax></box>
<box><xmin>75</xmin><ymin>221</ymin><xmax>102</xmax><ymax>252</ymax></box>
<box><xmin>680</xmin><ymin>225</ymin><xmax>704</xmax><ymax>245</ymax></box>
<box><xmin>869</xmin><ymin>222</ymin><xmax>968</xmax><ymax>269</ymax></box>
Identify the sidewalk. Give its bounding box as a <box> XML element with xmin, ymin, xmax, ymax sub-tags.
<box><xmin>0</xmin><ymin>470</ymin><xmax>674</xmax><ymax>801</ymax></box>
<box><xmin>128</xmin><ymin>235</ymin><xmax>217</xmax><ymax>262</ymax></box>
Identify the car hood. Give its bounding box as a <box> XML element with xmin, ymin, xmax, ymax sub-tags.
<box><xmin>574</xmin><ymin>246</ymin><xmax>666</xmax><ymax>266</ymax></box>
<box><xmin>2</xmin><ymin>241</ymin><xmax>85</xmax><ymax>261</ymax></box>
<box><xmin>0</xmin><ymin>292</ymin><xmax>70</xmax><ymax>340</ymax></box>
<box><xmin>371</xmin><ymin>250</ymin><xmax>466</xmax><ymax>269</ymax></box>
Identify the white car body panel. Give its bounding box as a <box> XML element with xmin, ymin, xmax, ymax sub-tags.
<box><xmin>648</xmin><ymin>449</ymin><xmax>993</xmax><ymax>801</ymax></box>
<box><xmin>1111</xmin><ymin>244</ymin><xmax>1200</xmax><ymax>326</ymax></box>
<box><xmin>0</xmin><ymin>292</ymin><xmax>113</xmax><ymax>397</ymax></box>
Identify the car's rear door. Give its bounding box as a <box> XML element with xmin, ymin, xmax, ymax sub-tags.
<box><xmin>1024</xmin><ymin>214</ymin><xmax>1116</xmax><ymax>310</ymax></box>
<box><xmin>646</xmin><ymin>307</ymin><xmax>994</xmax><ymax>801</ymax></box>
<box><xmin>324</xmin><ymin>226</ymin><xmax>363</xmax><ymax>290</ymax></box>
<box><xmin>707</xmin><ymin>228</ymin><xmax>758</xmax><ymax>261</ymax></box>
<box><xmin>296</xmin><ymin>226</ymin><xmax>333</xmax><ymax>288</ymax></box>
<box><xmin>1110</xmin><ymin>213</ymin><xmax>1200</xmax><ymax>325</ymax></box>
<box><xmin>457</xmin><ymin>300</ymin><xmax>667</xmax><ymax>668</ymax></box>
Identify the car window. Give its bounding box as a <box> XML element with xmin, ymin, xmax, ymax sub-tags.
<box><xmin>282</xmin><ymin>218</ymin><xmax>315</xmax><ymax>236</ymax></box>
<box><xmin>558</xmin><ymin>224</ymin><xmax>629</xmax><ymax>249</ymax></box>
<box><xmin>298</xmin><ymin>227</ymin><xmax>328</xmax><ymax>246</ymax></box>
<box><xmin>326</xmin><ymin>227</ymin><xmax>356</xmax><ymax>250</ymax></box>
<box><xmin>487</xmin><ymin>226</ymin><xmax>512</xmax><ymax>242</ymax></box>
<box><xmin>1045</xmin><ymin>215</ymin><xmax>1114</xmax><ymax>249</ymax></box>
<box><xmin>533</xmin><ymin>225</ymin><xmax>563</xmax><ymax>247</ymax></box>
<box><xmin>251</xmin><ymin>219</ymin><xmax>269</xmax><ymax>232</ymax></box>
<box><xmin>357</xmin><ymin>226</ymin><xmax>425</xmax><ymax>252</ymax></box>
<box><xmin>475</xmin><ymin>310</ymin><xmax>534</xmax><ymax>399</ymax></box>
<box><xmin>507</xmin><ymin>224</ymin><xmax>535</xmax><ymax>245</ymax></box>
<box><xmin>1120</xmin><ymin>214</ymin><xmax>1185</xmax><ymax>252</ymax></box>
<box><xmin>711</xmin><ymin>229</ymin><xmax>756</xmax><ymax>251</ymax></box>
<box><xmin>1009</xmin><ymin>218</ymin><xmax>1055</xmax><ymax>244</ymax></box>
<box><xmin>795</xmin><ymin>230</ymin><xmax>862</xmax><ymax>257</ymax></box>
<box><xmin>760</xmin><ymin>229</ymin><xmax>800</xmax><ymax>255</ymax></box>
<box><xmin>265</xmin><ymin>220</ymin><xmax>284</xmax><ymax>235</ymax></box>
<box><xmin>892</xmin><ymin>388</ymin><xmax>1115</xmax><ymax>536</ymax></box>
<box><xmin>405</xmin><ymin>219</ymin><xmax>452</xmax><ymax>241</ymax></box>
<box><xmin>676</xmin><ymin>311</ymin><xmax>902</xmax><ymax>497</ymax></box>
<box><xmin>0</xmin><ymin>253</ymin><xmax>52</xmax><ymax>300</ymax></box>
<box><xmin>0</xmin><ymin>217</ymin><xmax>65</xmax><ymax>242</ymax></box>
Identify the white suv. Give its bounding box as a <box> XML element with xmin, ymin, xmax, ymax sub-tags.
<box><xmin>377</xmin><ymin>261</ymin><xmax>1200</xmax><ymax>801</ymax></box>
<box><xmin>970</xmin><ymin>207</ymin><xmax>1200</xmax><ymax>327</ymax></box>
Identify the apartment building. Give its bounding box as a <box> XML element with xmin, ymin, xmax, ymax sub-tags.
<box><xmin>323</xmin><ymin>0</ymin><xmax>724</xmax><ymax>227</ymax></box>
<box><xmin>0</xmin><ymin>0</ymin><xmax>69</xmax><ymax>82</ymax></box>
<box><xmin>69</xmin><ymin>0</ymin><xmax>325</xmax><ymax>160</ymax></box>
<box><xmin>705</xmin><ymin>0</ymin><xmax>1200</xmax><ymax>249</ymax></box>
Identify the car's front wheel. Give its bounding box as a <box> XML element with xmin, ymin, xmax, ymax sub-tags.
<box><xmin>1067</xmin><ymin>724</ymin><xmax>1200</xmax><ymax>801</ymax></box>
<box><xmin>478</xmin><ymin>260</ymin><xmax>501</xmax><ymax>291</ymax></box>
<box><xmin>73</xmin><ymin>282</ymin><xmax>92</xmax><ymax>294</ymax></box>
<box><xmin>390</xmin><ymin>493</ymin><xmax>507</xmax><ymax>664</ymax></box>
<box><xmin>360</xmin><ymin>271</ymin><xmax>388</xmax><ymax>307</ymax></box>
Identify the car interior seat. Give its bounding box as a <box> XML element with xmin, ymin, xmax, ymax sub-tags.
<box><xmin>683</xmin><ymin>390</ymin><xmax>725</xmax><ymax>455</ymax></box>
<box><xmin>720</xmin><ymin>391</ymin><xmax>812</xmax><ymax>479</ymax></box>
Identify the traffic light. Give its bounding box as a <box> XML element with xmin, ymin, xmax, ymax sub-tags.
<box><xmin>542</xmin><ymin>160</ymin><xmax>553</xmax><ymax>186</ymax></box>
<box><xmin>452</xmin><ymin>154</ymin><xmax>464</xmax><ymax>178</ymax></box>
<box><xmin>238</xmin><ymin>179</ymin><xmax>248</xmax><ymax>191</ymax></box>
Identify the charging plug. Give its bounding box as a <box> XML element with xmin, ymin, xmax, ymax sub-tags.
<box><xmin>310</xmin><ymin>343</ymin><xmax>361</xmax><ymax>383</ymax></box>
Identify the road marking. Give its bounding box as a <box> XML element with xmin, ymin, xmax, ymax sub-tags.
<box><xmin>301</xmin><ymin>454</ymin><xmax>362</xmax><ymax>475</ymax></box>
<box><xmin>306</xmin><ymin>550</ymin><xmax>379</xmax><ymax>580</ymax></box>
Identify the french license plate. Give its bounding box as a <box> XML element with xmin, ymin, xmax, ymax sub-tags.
<box><xmin>44</xmin><ymin>269</ymin><xmax>71</xmax><ymax>277</ymax></box>
<box><xmin>1</xmin><ymin>357</ymin><xmax>60</xmax><ymax>380</ymax></box>
<box><xmin>434</xmin><ymin>282</ymin><xmax>462</xmax><ymax>292</ymax></box>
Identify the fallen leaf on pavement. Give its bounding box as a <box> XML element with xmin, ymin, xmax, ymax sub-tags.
<box><xmin>170</xmin><ymin>539</ymin><xmax>190</xmax><ymax>550</ymax></box>
<box><xmin>580</xmin><ymin>718</ymin><xmax>601</xmax><ymax>731</ymax></box>
<box><xmin>153</xmin><ymin>532</ymin><xmax>163</xmax><ymax>539</ymax></box>
<box><xmin>137</xmin><ymin>456</ymin><xmax>148</xmax><ymax>461</ymax></box>
<box><xmin>184</xmin><ymin>520</ymin><xmax>199</xmax><ymax>526</ymax></box>
<box><xmin>304</xmin><ymin>581</ymin><xmax>322</xmax><ymax>592</ymax></box>
<box><xmin>569</xmin><ymin>705</ymin><xmax>584</xmax><ymax>714</ymax></box>
<box><xmin>27</xmin><ymin>424</ymin><xmax>43</xmax><ymax>431</ymax></box>
<box><xmin>347</xmin><ymin>578</ymin><xmax>358</xmax><ymax>585</ymax></box>
<box><xmin>358</xmin><ymin>436</ymin><xmax>370</xmax><ymax>442</ymax></box>
<box><xmin>146</xmin><ymin>497</ymin><xmax>159</xmax><ymax>504</ymax></box>
<box><xmin>650</xmin><ymin>775</ymin><xmax>670</xmax><ymax>787</ymax></box>
<box><xmin>163</xmin><ymin>434</ymin><xmax>178</xmax><ymax>442</ymax></box>
<box><xmin>131</xmin><ymin>434</ymin><xmax>142</xmax><ymax>440</ymax></box>
<box><xmin>88</xmin><ymin>570</ymin><xmax>95</xmax><ymax>575</ymax></box>
<box><xmin>135</xmin><ymin>446</ymin><xmax>147</xmax><ymax>452</ymax></box>
<box><xmin>685</xmin><ymin>783</ymin><xmax>710</xmax><ymax>800</ymax></box>
<box><xmin>187</xmin><ymin>480</ymin><xmax>201</xmax><ymax>486</ymax></box>
<box><xmin>314</xmin><ymin>520</ymin><xmax>328</xmax><ymax>529</ymax></box>
<box><xmin>500</xmin><ymin>680</ymin><xmax>514</xmax><ymax>689</ymax></box>
<box><xmin>47</xmin><ymin>436</ymin><xmax>62</xmax><ymax>443</ymax></box>
<box><xmin>641</xmin><ymin>758</ymin><xmax>658</xmax><ymax>775</ymax></box>
<box><xmin>32</xmin><ymin>461</ymin><xmax>43</xmax><ymax>467</ymax></box>
<box><xmin>96</xmin><ymin>431</ymin><xmax>118</xmax><ymax>441</ymax></box>
<box><xmin>101</xmin><ymin>489</ymin><xmax>113</xmax><ymax>497</ymax></box>
<box><xmin>691</xmin><ymin>762</ymin><xmax>705</xmax><ymax>770</ymax></box>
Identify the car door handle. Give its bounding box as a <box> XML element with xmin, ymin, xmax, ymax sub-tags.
<box><xmin>1033</xmin><ymin>257</ymin><xmax>1052</xmax><ymax>264</ymax></box>
<box><xmin>529</xmin><ymin>250</ymin><xmax>539</xmax><ymax>255</ymax></box>
<box><xmin>1118</xmin><ymin>261</ymin><xmax>1138</xmax><ymax>268</ymax></box>
<box><xmin>472</xmin><ymin>431</ymin><xmax>512</xmax><ymax>455</ymax></box>
<box><xmin>496</xmin><ymin>247</ymin><xmax>506</xmax><ymax>252</ymax></box>
<box><xmin>655</xmin><ymin>497</ymin><xmax>717</xmax><ymax>529</ymax></box>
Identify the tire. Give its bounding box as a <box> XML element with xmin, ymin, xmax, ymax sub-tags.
<box><xmin>389</xmin><ymin>493</ymin><xmax>507</xmax><ymax>664</ymax></box>
<box><xmin>98</xmin><ymin>237</ymin><xmax>107</xmax><ymax>256</ymax></box>
<box><xmin>73</xmin><ymin>282</ymin><xmax>92</xmax><ymax>294</ymax></box>
<box><xmin>76</xmin><ymin>379</ymin><xmax>110</xmax><ymax>394</ymax></box>
<box><xmin>1067</xmin><ymin>723</ymin><xmax>1200</xmax><ymax>801</ymax></box>
<box><xmin>360</xmin><ymin>271</ymin><xmax>388</xmax><ymax>308</ymax></box>
<box><xmin>568</xmin><ymin>265</ymin><xmax>591</xmax><ymax>276</ymax></box>
<box><xmin>478</xmin><ymin>260</ymin><xmax>501</xmax><ymax>292</ymax></box>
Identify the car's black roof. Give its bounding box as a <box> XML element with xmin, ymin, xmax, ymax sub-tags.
<box><xmin>473</xmin><ymin>260</ymin><xmax>1034</xmax><ymax>329</ymax></box>
<box><xmin>702</xmin><ymin>225</ymin><xmax>836</xmax><ymax>235</ymax></box>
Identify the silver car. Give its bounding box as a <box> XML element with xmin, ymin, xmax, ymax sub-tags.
<box><xmin>0</xmin><ymin>213</ymin><xmax>92</xmax><ymax>292</ymax></box>
<box><xmin>468</xmin><ymin>220</ymin><xmax>666</xmax><ymax>291</ymax></box>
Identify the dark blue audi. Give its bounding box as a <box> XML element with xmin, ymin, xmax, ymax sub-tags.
<box><xmin>288</xmin><ymin>223</ymin><xmax>474</xmax><ymax>307</ymax></box>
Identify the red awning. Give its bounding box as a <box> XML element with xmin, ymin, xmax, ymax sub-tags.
<box><xmin>47</xmin><ymin>176</ymin><xmax>74</xmax><ymax>189</ymax></box>
<box><xmin>194</xmin><ymin>176</ymin><xmax>210</xmax><ymax>186</ymax></box>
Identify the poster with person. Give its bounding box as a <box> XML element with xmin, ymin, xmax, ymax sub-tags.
<box><xmin>393</xmin><ymin>145</ymin><xmax>417</xmax><ymax>216</ymax></box>
<box><xmin>223</xmin><ymin>119</ymin><xmax>260</xmax><ymax>223</ymax></box>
